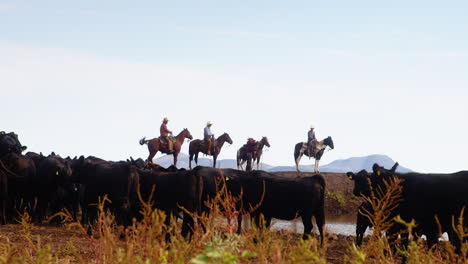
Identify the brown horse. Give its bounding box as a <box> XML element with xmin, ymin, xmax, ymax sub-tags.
<box><xmin>236</xmin><ymin>136</ymin><xmax>270</xmax><ymax>171</ymax></box>
<box><xmin>189</xmin><ymin>133</ymin><xmax>233</xmax><ymax>169</ymax></box>
<box><xmin>139</xmin><ymin>128</ymin><xmax>193</xmax><ymax>167</ymax></box>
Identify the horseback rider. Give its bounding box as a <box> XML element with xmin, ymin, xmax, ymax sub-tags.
<box><xmin>308</xmin><ymin>125</ymin><xmax>317</xmax><ymax>156</ymax></box>
<box><xmin>160</xmin><ymin>117</ymin><xmax>174</xmax><ymax>153</ymax></box>
<box><xmin>246</xmin><ymin>137</ymin><xmax>257</xmax><ymax>155</ymax></box>
<box><xmin>204</xmin><ymin>121</ymin><xmax>214</xmax><ymax>155</ymax></box>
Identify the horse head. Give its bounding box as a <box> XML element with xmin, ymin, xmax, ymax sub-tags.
<box><xmin>220</xmin><ymin>133</ymin><xmax>233</xmax><ymax>144</ymax></box>
<box><xmin>324</xmin><ymin>136</ymin><xmax>334</xmax><ymax>149</ymax></box>
<box><xmin>182</xmin><ymin>128</ymin><xmax>193</xmax><ymax>140</ymax></box>
<box><xmin>261</xmin><ymin>136</ymin><xmax>270</xmax><ymax>147</ymax></box>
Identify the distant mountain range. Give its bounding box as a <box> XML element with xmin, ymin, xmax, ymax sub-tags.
<box><xmin>152</xmin><ymin>153</ymin><xmax>412</xmax><ymax>173</ymax></box>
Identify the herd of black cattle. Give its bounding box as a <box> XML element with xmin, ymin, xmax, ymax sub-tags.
<box><xmin>1</xmin><ymin>131</ymin><xmax>468</xmax><ymax>255</ymax></box>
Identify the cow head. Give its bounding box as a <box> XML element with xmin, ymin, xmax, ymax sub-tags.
<box><xmin>0</xmin><ymin>132</ymin><xmax>26</xmax><ymax>157</ymax></box>
<box><xmin>372</xmin><ymin>162</ymin><xmax>399</xmax><ymax>178</ymax></box>
<box><xmin>347</xmin><ymin>170</ymin><xmax>371</xmax><ymax>197</ymax></box>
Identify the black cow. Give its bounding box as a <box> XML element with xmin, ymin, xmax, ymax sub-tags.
<box><xmin>1</xmin><ymin>153</ymin><xmax>36</xmax><ymax>222</ymax></box>
<box><xmin>0</xmin><ymin>131</ymin><xmax>27</xmax><ymax>157</ymax></box>
<box><xmin>31</xmin><ymin>153</ymin><xmax>74</xmax><ymax>223</ymax></box>
<box><xmin>71</xmin><ymin>156</ymin><xmax>139</xmax><ymax>233</ymax></box>
<box><xmin>347</xmin><ymin>163</ymin><xmax>468</xmax><ymax>252</ymax></box>
<box><xmin>0</xmin><ymin>168</ymin><xmax>7</xmax><ymax>224</ymax></box>
<box><xmin>126</xmin><ymin>157</ymin><xmax>146</xmax><ymax>169</ymax></box>
<box><xmin>193</xmin><ymin>167</ymin><xmax>326</xmax><ymax>242</ymax></box>
<box><xmin>136</xmin><ymin>169</ymin><xmax>202</xmax><ymax>238</ymax></box>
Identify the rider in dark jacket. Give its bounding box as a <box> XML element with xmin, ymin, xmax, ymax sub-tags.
<box><xmin>308</xmin><ymin>125</ymin><xmax>317</xmax><ymax>156</ymax></box>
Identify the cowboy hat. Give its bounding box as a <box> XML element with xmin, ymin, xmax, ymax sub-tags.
<box><xmin>207</xmin><ymin>121</ymin><xmax>213</xmax><ymax>126</ymax></box>
<box><xmin>310</xmin><ymin>124</ymin><xmax>315</xmax><ymax>129</ymax></box>
<box><xmin>163</xmin><ymin>117</ymin><xmax>169</xmax><ymax>122</ymax></box>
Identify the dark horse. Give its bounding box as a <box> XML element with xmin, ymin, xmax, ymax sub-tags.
<box><xmin>139</xmin><ymin>128</ymin><xmax>193</xmax><ymax>167</ymax></box>
<box><xmin>294</xmin><ymin>136</ymin><xmax>334</xmax><ymax>173</ymax></box>
<box><xmin>236</xmin><ymin>136</ymin><xmax>270</xmax><ymax>171</ymax></box>
<box><xmin>189</xmin><ymin>133</ymin><xmax>233</xmax><ymax>169</ymax></box>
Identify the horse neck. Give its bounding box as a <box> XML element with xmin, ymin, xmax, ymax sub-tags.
<box><xmin>216</xmin><ymin>135</ymin><xmax>227</xmax><ymax>148</ymax></box>
<box><xmin>175</xmin><ymin>131</ymin><xmax>186</xmax><ymax>144</ymax></box>
<box><xmin>257</xmin><ymin>140</ymin><xmax>266</xmax><ymax>150</ymax></box>
<box><xmin>316</xmin><ymin>139</ymin><xmax>326</xmax><ymax>149</ymax></box>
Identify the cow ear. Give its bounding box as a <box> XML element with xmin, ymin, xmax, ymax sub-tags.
<box><xmin>78</xmin><ymin>155</ymin><xmax>85</xmax><ymax>164</ymax></box>
<box><xmin>390</xmin><ymin>162</ymin><xmax>399</xmax><ymax>173</ymax></box>
<box><xmin>346</xmin><ymin>172</ymin><xmax>355</xmax><ymax>180</ymax></box>
<box><xmin>372</xmin><ymin>163</ymin><xmax>381</xmax><ymax>174</ymax></box>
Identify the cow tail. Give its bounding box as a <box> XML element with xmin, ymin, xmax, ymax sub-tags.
<box><xmin>313</xmin><ymin>174</ymin><xmax>326</xmax><ymax>244</ymax></box>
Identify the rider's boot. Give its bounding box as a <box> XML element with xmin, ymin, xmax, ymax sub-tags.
<box><xmin>207</xmin><ymin>140</ymin><xmax>212</xmax><ymax>155</ymax></box>
<box><xmin>167</xmin><ymin>140</ymin><xmax>174</xmax><ymax>153</ymax></box>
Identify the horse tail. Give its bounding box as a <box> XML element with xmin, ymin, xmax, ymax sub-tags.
<box><xmin>139</xmin><ymin>137</ymin><xmax>149</xmax><ymax>146</ymax></box>
<box><xmin>293</xmin><ymin>143</ymin><xmax>301</xmax><ymax>160</ymax></box>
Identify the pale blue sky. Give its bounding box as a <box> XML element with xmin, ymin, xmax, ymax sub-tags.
<box><xmin>1</xmin><ymin>0</ymin><xmax>467</xmax><ymax>172</ymax></box>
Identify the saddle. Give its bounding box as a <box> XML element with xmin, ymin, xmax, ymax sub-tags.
<box><xmin>304</xmin><ymin>142</ymin><xmax>317</xmax><ymax>157</ymax></box>
<box><xmin>201</xmin><ymin>139</ymin><xmax>217</xmax><ymax>148</ymax></box>
<box><xmin>158</xmin><ymin>136</ymin><xmax>175</xmax><ymax>146</ymax></box>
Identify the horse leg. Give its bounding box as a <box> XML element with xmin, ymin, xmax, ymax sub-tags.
<box><xmin>239</xmin><ymin>160</ymin><xmax>246</xmax><ymax>171</ymax></box>
<box><xmin>195</xmin><ymin>153</ymin><xmax>199</xmax><ymax>166</ymax></box>
<box><xmin>147</xmin><ymin>142</ymin><xmax>158</xmax><ymax>163</ymax></box>
<box><xmin>213</xmin><ymin>155</ymin><xmax>217</xmax><ymax>168</ymax></box>
<box><xmin>173</xmin><ymin>153</ymin><xmax>178</xmax><ymax>167</ymax></box>
<box><xmin>314</xmin><ymin>159</ymin><xmax>320</xmax><ymax>173</ymax></box>
<box><xmin>189</xmin><ymin>153</ymin><xmax>193</xmax><ymax>169</ymax></box>
<box><xmin>295</xmin><ymin>153</ymin><xmax>303</xmax><ymax>172</ymax></box>
<box><xmin>147</xmin><ymin>148</ymin><xmax>157</xmax><ymax>163</ymax></box>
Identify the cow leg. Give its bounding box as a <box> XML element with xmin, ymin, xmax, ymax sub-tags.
<box><xmin>447</xmin><ymin>230</ymin><xmax>462</xmax><ymax>254</ymax></box>
<box><xmin>426</xmin><ymin>231</ymin><xmax>439</xmax><ymax>250</ymax></box>
<box><xmin>315</xmin><ymin>211</ymin><xmax>326</xmax><ymax>245</ymax></box>
<box><xmin>164</xmin><ymin>211</ymin><xmax>172</xmax><ymax>242</ymax></box>
<box><xmin>265</xmin><ymin>216</ymin><xmax>272</xmax><ymax>228</ymax></box>
<box><xmin>301</xmin><ymin>214</ymin><xmax>313</xmax><ymax>240</ymax></box>
<box><xmin>181</xmin><ymin>212</ymin><xmax>194</xmax><ymax>239</ymax></box>
<box><xmin>356</xmin><ymin>215</ymin><xmax>368</xmax><ymax>246</ymax></box>
<box><xmin>0</xmin><ymin>199</ymin><xmax>5</xmax><ymax>225</ymax></box>
<box><xmin>237</xmin><ymin>215</ymin><xmax>243</xmax><ymax>234</ymax></box>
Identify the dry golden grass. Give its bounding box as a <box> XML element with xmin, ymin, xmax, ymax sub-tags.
<box><xmin>1</xmin><ymin>179</ymin><xmax>468</xmax><ymax>264</ymax></box>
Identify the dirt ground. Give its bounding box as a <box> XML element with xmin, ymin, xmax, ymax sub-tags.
<box><xmin>0</xmin><ymin>223</ymin><xmax>354</xmax><ymax>264</ymax></box>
